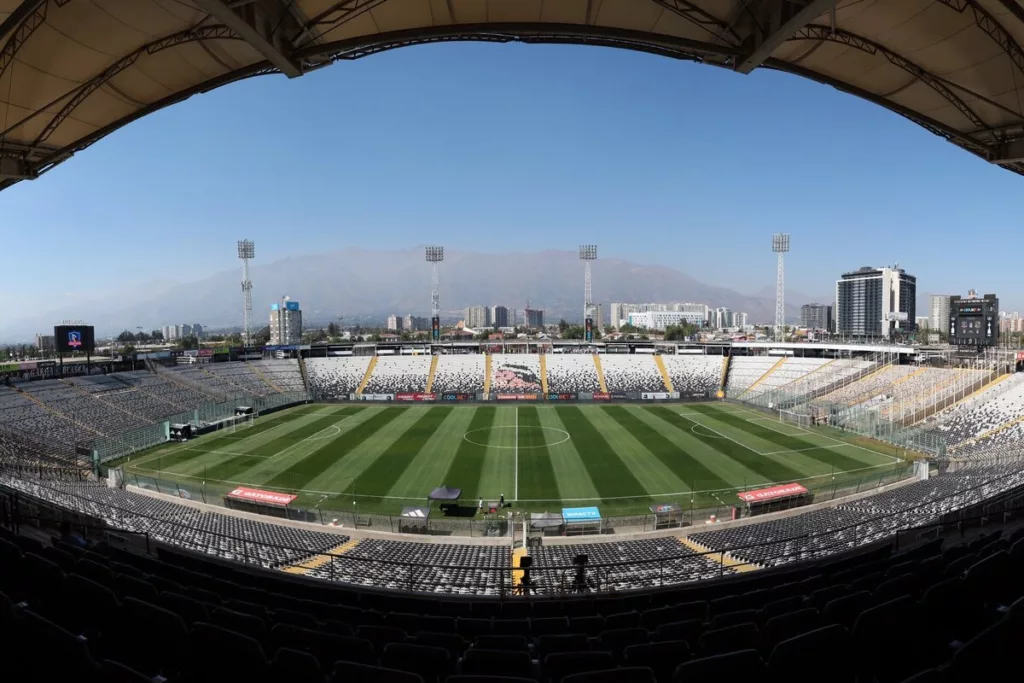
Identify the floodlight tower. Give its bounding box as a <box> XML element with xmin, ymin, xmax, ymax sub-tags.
<box><xmin>772</xmin><ymin>233</ymin><xmax>790</xmax><ymax>342</ymax></box>
<box><xmin>579</xmin><ymin>245</ymin><xmax>597</xmax><ymax>342</ymax></box>
<box><xmin>425</xmin><ymin>246</ymin><xmax>444</xmax><ymax>341</ymax></box>
<box><xmin>237</xmin><ymin>239</ymin><xmax>255</xmax><ymax>347</ymax></box>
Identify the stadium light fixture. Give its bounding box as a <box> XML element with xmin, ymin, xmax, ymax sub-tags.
<box><xmin>771</xmin><ymin>234</ymin><xmax>790</xmax><ymax>342</ymax></box>
<box><xmin>238</xmin><ymin>239</ymin><xmax>255</xmax><ymax>347</ymax></box>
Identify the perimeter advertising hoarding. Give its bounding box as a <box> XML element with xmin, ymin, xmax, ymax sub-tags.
<box><xmin>396</xmin><ymin>393</ymin><xmax>436</xmax><ymax>402</ymax></box>
<box><xmin>546</xmin><ymin>393</ymin><xmax>577</xmax><ymax>401</ymax></box>
<box><xmin>592</xmin><ymin>392</ymin><xmax>611</xmax><ymax>401</ymax></box>
<box><xmin>736</xmin><ymin>482</ymin><xmax>808</xmax><ymax>503</ymax></box>
<box><xmin>432</xmin><ymin>316</ymin><xmax>440</xmax><ymax>341</ymax></box>
<box><xmin>496</xmin><ymin>394</ymin><xmax>539</xmax><ymax>401</ymax></box>
<box><xmin>441</xmin><ymin>393</ymin><xmax>474</xmax><ymax>402</ymax></box>
<box><xmin>641</xmin><ymin>392</ymin><xmax>677</xmax><ymax>400</ymax></box>
<box><xmin>226</xmin><ymin>487</ymin><xmax>297</xmax><ymax>507</ymax></box>
<box><xmin>54</xmin><ymin>325</ymin><xmax>95</xmax><ymax>354</ymax></box>
<box><xmin>361</xmin><ymin>394</ymin><xmax>394</xmax><ymax>401</ymax></box>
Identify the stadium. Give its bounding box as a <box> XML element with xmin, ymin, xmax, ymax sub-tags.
<box><xmin>4</xmin><ymin>2</ymin><xmax>1024</xmax><ymax>683</ymax></box>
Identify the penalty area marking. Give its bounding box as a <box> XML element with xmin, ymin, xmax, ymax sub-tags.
<box><xmin>463</xmin><ymin>425</ymin><xmax>571</xmax><ymax>450</ymax></box>
<box><xmin>690</xmin><ymin>424</ymin><xmax>728</xmax><ymax>439</ymax></box>
<box><xmin>306</xmin><ymin>424</ymin><xmax>342</xmax><ymax>441</ymax></box>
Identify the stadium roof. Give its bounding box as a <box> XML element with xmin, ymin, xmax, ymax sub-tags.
<box><xmin>3</xmin><ymin>0</ymin><xmax>1024</xmax><ymax>192</ymax></box>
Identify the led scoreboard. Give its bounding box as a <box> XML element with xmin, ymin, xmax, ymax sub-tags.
<box><xmin>949</xmin><ymin>292</ymin><xmax>998</xmax><ymax>347</ymax></box>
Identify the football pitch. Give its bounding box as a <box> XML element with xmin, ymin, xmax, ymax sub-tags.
<box><xmin>120</xmin><ymin>402</ymin><xmax>909</xmax><ymax>516</ymax></box>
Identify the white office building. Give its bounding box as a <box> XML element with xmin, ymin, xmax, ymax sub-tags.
<box><xmin>930</xmin><ymin>295</ymin><xmax>951</xmax><ymax>333</ymax></box>
<box><xmin>386</xmin><ymin>314</ymin><xmax>402</xmax><ymax>331</ymax></box>
<box><xmin>464</xmin><ymin>306</ymin><xmax>491</xmax><ymax>329</ymax></box>
<box><xmin>269</xmin><ymin>297</ymin><xmax>303</xmax><ymax>345</ymax></box>
<box><xmin>628</xmin><ymin>310</ymin><xmax>700</xmax><ymax>331</ymax></box>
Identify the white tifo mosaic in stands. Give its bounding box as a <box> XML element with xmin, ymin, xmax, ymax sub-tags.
<box><xmin>724</xmin><ymin>357</ymin><xmax>781</xmax><ymax>393</ymax></box>
<box><xmin>363</xmin><ymin>355</ymin><xmax>432</xmax><ymax>394</ymax></box>
<box><xmin>938</xmin><ymin>374</ymin><xmax>1024</xmax><ymax>450</ymax></box>
<box><xmin>306</xmin><ymin>357</ymin><xmax>371</xmax><ymax>399</ymax></box>
<box><xmin>431</xmin><ymin>354</ymin><xmax>485</xmax><ymax>394</ymax></box>
<box><xmin>660</xmin><ymin>356</ymin><xmax>722</xmax><ymax>396</ymax></box>
<box><xmin>545</xmin><ymin>354</ymin><xmax>602</xmax><ymax>393</ymax></box>
<box><xmin>489</xmin><ymin>354</ymin><xmax>543</xmax><ymax>393</ymax></box>
<box><xmin>599</xmin><ymin>355</ymin><xmax>666</xmax><ymax>393</ymax></box>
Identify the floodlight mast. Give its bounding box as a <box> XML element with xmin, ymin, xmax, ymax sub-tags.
<box><xmin>579</xmin><ymin>245</ymin><xmax>597</xmax><ymax>342</ymax></box>
<box><xmin>425</xmin><ymin>246</ymin><xmax>444</xmax><ymax>341</ymax></box>
<box><xmin>771</xmin><ymin>234</ymin><xmax>790</xmax><ymax>342</ymax></box>
<box><xmin>237</xmin><ymin>240</ymin><xmax>255</xmax><ymax>348</ymax></box>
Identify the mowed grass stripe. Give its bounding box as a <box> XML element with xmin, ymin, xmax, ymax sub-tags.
<box><xmin>200</xmin><ymin>407</ymin><xmax>365</xmax><ymax>481</ymax></box>
<box><xmin>198</xmin><ymin>406</ymin><xmax>329</xmax><ymax>450</ymax></box>
<box><xmin>516</xmin><ymin>406</ymin><xmax>560</xmax><ymax>501</ymax></box>
<box><xmin>348</xmin><ymin>406</ymin><xmax>454</xmax><ymax>496</ymax></box>
<box><xmin>691</xmin><ymin>404</ymin><xmax>873</xmax><ymax>471</ymax></box>
<box><xmin>649</xmin><ymin>406</ymin><xmax>807</xmax><ymax>484</ymax></box>
<box><xmin>441</xmin><ymin>407</ymin><xmax>496</xmax><ymax>499</ymax></box>
<box><xmin>603</xmin><ymin>405</ymin><xmax>728</xmax><ymax>491</ymax></box>
<box><xmin>554</xmin><ymin>405</ymin><xmax>649</xmax><ymax>502</ymax></box>
<box><xmin>264</xmin><ymin>407</ymin><xmax>404</xmax><ymax>490</ymax></box>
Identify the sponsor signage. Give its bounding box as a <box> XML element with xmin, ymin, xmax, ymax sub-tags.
<box><xmin>737</xmin><ymin>482</ymin><xmax>809</xmax><ymax>503</ymax></box>
<box><xmin>361</xmin><ymin>394</ymin><xmax>393</xmax><ymax>401</ymax></box>
<box><xmin>0</xmin><ymin>363</ymin><xmax>18</xmax><ymax>373</ymax></box>
<box><xmin>198</xmin><ymin>349</ymin><xmax>213</xmax><ymax>357</ymax></box>
<box><xmin>285</xmin><ymin>301</ymin><xmax>300</xmax><ymax>311</ymax></box>
<box><xmin>592</xmin><ymin>392</ymin><xmax>611</xmax><ymax>401</ymax></box>
<box><xmin>611</xmin><ymin>393</ymin><xmax>629</xmax><ymax>400</ymax></box>
<box><xmin>546</xmin><ymin>393</ymin><xmax>577</xmax><ymax>401</ymax></box>
<box><xmin>396</xmin><ymin>393</ymin><xmax>436</xmax><ymax>402</ymax></box>
<box><xmin>496</xmin><ymin>394</ymin><xmax>538</xmax><ymax>401</ymax></box>
<box><xmin>649</xmin><ymin>503</ymin><xmax>681</xmax><ymax>514</ymax></box>
<box><xmin>441</xmin><ymin>393</ymin><xmax>473</xmax><ymax>402</ymax></box>
<box><xmin>226</xmin><ymin>486</ymin><xmax>297</xmax><ymax>506</ymax></box>
<box><xmin>561</xmin><ymin>506</ymin><xmax>601</xmax><ymax>523</ymax></box>
<box><xmin>641</xmin><ymin>392</ymin><xmax>671</xmax><ymax>400</ymax></box>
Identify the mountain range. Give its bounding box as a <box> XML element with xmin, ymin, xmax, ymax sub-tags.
<box><xmin>2</xmin><ymin>248</ymin><xmax>834</xmax><ymax>342</ymax></box>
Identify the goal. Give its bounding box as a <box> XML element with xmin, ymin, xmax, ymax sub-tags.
<box><xmin>229</xmin><ymin>414</ymin><xmax>254</xmax><ymax>434</ymax></box>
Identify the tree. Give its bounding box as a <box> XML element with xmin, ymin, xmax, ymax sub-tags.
<box><xmin>121</xmin><ymin>343</ymin><xmax>136</xmax><ymax>356</ymax></box>
<box><xmin>562</xmin><ymin>325</ymin><xmax>585</xmax><ymax>340</ymax></box>
<box><xmin>558</xmin><ymin>319</ymin><xmax>569</xmax><ymax>334</ymax></box>
<box><xmin>664</xmin><ymin>323</ymin><xmax>697</xmax><ymax>341</ymax></box>
<box><xmin>150</xmin><ymin>330</ymin><xmax>163</xmax><ymax>340</ymax></box>
<box><xmin>176</xmin><ymin>336</ymin><xmax>199</xmax><ymax>350</ymax></box>
<box><xmin>619</xmin><ymin>323</ymin><xmax>639</xmax><ymax>335</ymax></box>
<box><xmin>116</xmin><ymin>330</ymin><xmax>136</xmax><ymax>342</ymax></box>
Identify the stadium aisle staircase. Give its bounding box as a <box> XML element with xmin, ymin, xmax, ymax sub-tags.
<box><xmin>737</xmin><ymin>357</ymin><xmax>787</xmax><ymax>398</ymax></box>
<box><xmin>720</xmin><ymin>356</ymin><xmax>730</xmax><ymax>396</ymax></box>
<box><xmin>248</xmin><ymin>361</ymin><xmax>285</xmax><ymax>393</ymax></box>
<box><xmin>297</xmin><ymin>357</ymin><xmax>310</xmax><ymax>393</ymax></box>
<box><xmin>678</xmin><ymin>535</ymin><xmax>757</xmax><ymax>573</ymax></box>
<box><xmin>283</xmin><ymin>537</ymin><xmax>360</xmax><ymax>575</ymax></box>
<box><xmin>511</xmin><ymin>547</ymin><xmax>528</xmax><ymax>589</ymax></box>
<box><xmin>483</xmin><ymin>354</ymin><xmax>492</xmax><ymax>395</ymax></box>
<box><xmin>539</xmin><ymin>354</ymin><xmax>549</xmax><ymax>394</ymax></box>
<box><xmin>425</xmin><ymin>355</ymin><xmax>439</xmax><ymax>394</ymax></box>
<box><xmin>356</xmin><ymin>357</ymin><xmax>378</xmax><ymax>395</ymax></box>
<box><xmin>16</xmin><ymin>386</ymin><xmax>104</xmax><ymax>437</ymax></box>
<box><xmin>654</xmin><ymin>355</ymin><xmax>674</xmax><ymax>392</ymax></box>
<box><xmin>593</xmin><ymin>355</ymin><xmax>608</xmax><ymax>394</ymax></box>
<box><xmin>778</xmin><ymin>357</ymin><xmax>835</xmax><ymax>389</ymax></box>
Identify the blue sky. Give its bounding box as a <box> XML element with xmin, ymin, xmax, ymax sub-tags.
<box><xmin>3</xmin><ymin>42</ymin><xmax>1023</xmax><ymax>317</ymax></box>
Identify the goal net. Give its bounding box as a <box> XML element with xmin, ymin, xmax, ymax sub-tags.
<box><xmin>229</xmin><ymin>414</ymin><xmax>254</xmax><ymax>434</ymax></box>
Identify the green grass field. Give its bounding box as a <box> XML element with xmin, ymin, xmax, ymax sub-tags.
<box><xmin>118</xmin><ymin>402</ymin><xmax>909</xmax><ymax>516</ymax></box>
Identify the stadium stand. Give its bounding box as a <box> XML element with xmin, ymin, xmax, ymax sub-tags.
<box><xmin>19</xmin><ymin>380</ymin><xmax>150</xmax><ymax>435</ymax></box>
<box><xmin>204</xmin><ymin>363</ymin><xmax>278</xmax><ymax>397</ymax></box>
<box><xmin>169</xmin><ymin>366</ymin><xmax>243</xmax><ymax>397</ymax></box>
<box><xmin>363</xmin><ymin>356</ymin><xmax>432</xmax><ymax>394</ymax></box>
<box><xmin>431</xmin><ymin>354</ymin><xmax>486</xmax><ymax>394</ymax></box>
<box><xmin>725</xmin><ymin>357</ymin><xmax>781</xmax><ymax>395</ymax></box>
<box><xmin>547</xmin><ymin>355</ymin><xmax>603</xmax><ymax>393</ymax></box>
<box><xmin>118</xmin><ymin>371</ymin><xmax>216</xmax><ymax>411</ymax></box>
<box><xmin>0</xmin><ymin>387</ymin><xmax>94</xmax><ymax>447</ymax></box>
<box><xmin>743</xmin><ymin>358</ymin><xmax>831</xmax><ymax>395</ymax></box>
<box><xmin>252</xmin><ymin>360</ymin><xmax>306</xmax><ymax>392</ymax></box>
<box><xmin>490</xmin><ymin>354</ymin><xmax>543</xmax><ymax>394</ymax></box>
<box><xmin>600</xmin><ymin>355</ymin><xmax>668</xmax><ymax>393</ymax></box>
<box><xmin>777</xmin><ymin>358</ymin><xmax>877</xmax><ymax>401</ymax></box>
<box><xmin>818</xmin><ymin>365</ymin><xmax>918</xmax><ymax>405</ymax></box>
<box><xmin>660</xmin><ymin>356</ymin><xmax>721</xmax><ymax>397</ymax></box>
<box><xmin>306</xmin><ymin>357</ymin><xmax>372</xmax><ymax>399</ymax></box>
<box><xmin>937</xmin><ymin>374</ymin><xmax>1024</xmax><ymax>450</ymax></box>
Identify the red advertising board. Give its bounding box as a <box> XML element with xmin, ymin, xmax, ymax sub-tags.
<box><xmin>737</xmin><ymin>482</ymin><xmax>808</xmax><ymax>503</ymax></box>
<box><xmin>198</xmin><ymin>348</ymin><xmax>213</xmax><ymax>357</ymax></box>
<box><xmin>496</xmin><ymin>394</ymin><xmax>538</xmax><ymax>401</ymax></box>
<box><xmin>396</xmin><ymin>393</ymin><xmax>436</xmax><ymax>402</ymax></box>
<box><xmin>1017</xmin><ymin>352</ymin><xmax>1024</xmax><ymax>362</ymax></box>
<box><xmin>226</xmin><ymin>487</ymin><xmax>297</xmax><ymax>507</ymax></box>
<box><xmin>592</xmin><ymin>392</ymin><xmax>611</xmax><ymax>401</ymax></box>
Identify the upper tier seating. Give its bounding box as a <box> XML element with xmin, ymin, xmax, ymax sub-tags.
<box><xmin>490</xmin><ymin>355</ymin><xmax>543</xmax><ymax>394</ymax></box>
<box><xmin>363</xmin><ymin>356</ymin><xmax>432</xmax><ymax>394</ymax></box>
<box><xmin>0</xmin><ymin>388</ymin><xmax>96</xmax><ymax>447</ymax></box>
<box><xmin>306</xmin><ymin>357</ymin><xmax>372</xmax><ymax>399</ymax></box>
<box><xmin>167</xmin><ymin>366</ymin><xmax>243</xmax><ymax>397</ymax></box>
<box><xmin>744</xmin><ymin>358</ymin><xmax>831</xmax><ymax>395</ymax></box>
<box><xmin>819</xmin><ymin>365</ymin><xmax>918</xmax><ymax>405</ymax></box>
<box><xmin>937</xmin><ymin>374</ymin><xmax>1024</xmax><ymax>449</ymax></box>
<box><xmin>600</xmin><ymin>356</ymin><xmax>667</xmax><ymax>393</ymax></box>
<box><xmin>660</xmin><ymin>356</ymin><xmax>721</xmax><ymax>397</ymax></box>
<box><xmin>251</xmin><ymin>360</ymin><xmax>306</xmax><ymax>392</ymax></box>
<box><xmin>431</xmin><ymin>355</ymin><xmax>486</xmax><ymax>394</ymax></box>
<box><xmin>547</xmin><ymin>355</ymin><xmax>602</xmax><ymax>393</ymax></box>
<box><xmin>779</xmin><ymin>358</ymin><xmax>877</xmax><ymax>401</ymax></box>
<box><xmin>118</xmin><ymin>371</ymin><xmax>216</xmax><ymax>410</ymax></box>
<box><xmin>726</xmin><ymin>358</ymin><xmax>780</xmax><ymax>395</ymax></box>
<box><xmin>203</xmin><ymin>363</ymin><xmax>277</xmax><ymax>396</ymax></box>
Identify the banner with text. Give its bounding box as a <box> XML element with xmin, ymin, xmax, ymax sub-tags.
<box><xmin>396</xmin><ymin>393</ymin><xmax>436</xmax><ymax>402</ymax></box>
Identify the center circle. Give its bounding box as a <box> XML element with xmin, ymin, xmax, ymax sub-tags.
<box><xmin>463</xmin><ymin>425</ymin><xmax>571</xmax><ymax>449</ymax></box>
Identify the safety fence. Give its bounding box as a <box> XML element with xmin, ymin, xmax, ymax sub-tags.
<box><xmin>3</xmin><ymin>464</ymin><xmax>1024</xmax><ymax>596</ymax></box>
<box><xmin>90</xmin><ymin>390</ymin><xmax>309</xmax><ymax>464</ymax></box>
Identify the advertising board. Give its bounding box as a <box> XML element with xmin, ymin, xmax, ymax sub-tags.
<box><xmin>226</xmin><ymin>487</ymin><xmax>297</xmax><ymax>506</ymax></box>
<box><xmin>641</xmin><ymin>392</ymin><xmax>671</xmax><ymax>400</ymax></box>
<box><xmin>198</xmin><ymin>349</ymin><xmax>213</xmax><ymax>357</ymax></box>
<box><xmin>285</xmin><ymin>301</ymin><xmax>300</xmax><ymax>311</ymax></box>
<box><xmin>441</xmin><ymin>393</ymin><xmax>474</xmax><ymax>402</ymax></box>
<box><xmin>592</xmin><ymin>392</ymin><xmax>611</xmax><ymax>401</ymax></box>
<box><xmin>496</xmin><ymin>394</ymin><xmax>539</xmax><ymax>401</ymax></box>
<box><xmin>360</xmin><ymin>394</ymin><xmax>394</xmax><ymax>401</ymax></box>
<box><xmin>610</xmin><ymin>393</ymin><xmax>629</xmax><ymax>400</ymax></box>
<box><xmin>546</xmin><ymin>393</ymin><xmax>577</xmax><ymax>401</ymax></box>
<box><xmin>737</xmin><ymin>482</ymin><xmax>808</xmax><ymax>503</ymax></box>
<box><xmin>396</xmin><ymin>393</ymin><xmax>436</xmax><ymax>402</ymax></box>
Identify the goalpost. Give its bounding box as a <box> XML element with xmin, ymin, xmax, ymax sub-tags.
<box><xmin>228</xmin><ymin>414</ymin><xmax>255</xmax><ymax>434</ymax></box>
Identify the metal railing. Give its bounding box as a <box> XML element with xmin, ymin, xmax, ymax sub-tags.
<box><xmin>3</xmin><ymin>460</ymin><xmax>1024</xmax><ymax>597</ymax></box>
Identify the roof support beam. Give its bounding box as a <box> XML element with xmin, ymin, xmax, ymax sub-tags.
<box><xmin>734</xmin><ymin>0</ymin><xmax>836</xmax><ymax>74</ymax></box>
<box><xmin>194</xmin><ymin>0</ymin><xmax>302</xmax><ymax>77</ymax></box>
<box><xmin>991</xmin><ymin>138</ymin><xmax>1024</xmax><ymax>163</ymax></box>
